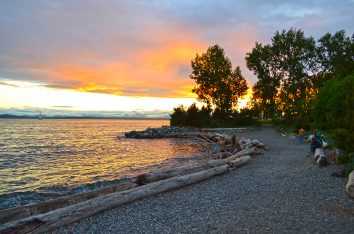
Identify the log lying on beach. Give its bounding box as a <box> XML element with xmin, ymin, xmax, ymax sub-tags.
<box><xmin>229</xmin><ymin>147</ymin><xmax>260</xmax><ymax>160</ymax></box>
<box><xmin>229</xmin><ymin>156</ymin><xmax>251</xmax><ymax>169</ymax></box>
<box><xmin>0</xmin><ymin>181</ymin><xmax>136</xmax><ymax>225</ymax></box>
<box><xmin>314</xmin><ymin>148</ymin><xmax>327</xmax><ymax>167</ymax></box>
<box><xmin>346</xmin><ymin>171</ymin><xmax>354</xmax><ymax>199</ymax></box>
<box><xmin>137</xmin><ymin>147</ymin><xmax>260</xmax><ymax>185</ymax></box>
<box><xmin>239</xmin><ymin>137</ymin><xmax>265</xmax><ymax>150</ymax></box>
<box><xmin>137</xmin><ymin>159</ymin><xmax>230</xmax><ymax>185</ymax></box>
<box><xmin>0</xmin><ymin>165</ymin><xmax>229</xmax><ymax>234</ymax></box>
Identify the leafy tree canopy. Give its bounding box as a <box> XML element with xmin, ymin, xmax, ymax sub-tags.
<box><xmin>246</xmin><ymin>28</ymin><xmax>353</xmax><ymax>122</ymax></box>
<box><xmin>190</xmin><ymin>44</ymin><xmax>248</xmax><ymax>113</ymax></box>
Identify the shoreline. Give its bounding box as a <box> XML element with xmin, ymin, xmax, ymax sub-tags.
<box><xmin>56</xmin><ymin>125</ymin><xmax>354</xmax><ymax>233</ymax></box>
<box><xmin>0</xmin><ymin>126</ymin><xmax>264</xmax><ymax>231</ymax></box>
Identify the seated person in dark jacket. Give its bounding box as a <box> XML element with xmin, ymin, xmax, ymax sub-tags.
<box><xmin>309</xmin><ymin>129</ymin><xmax>323</xmax><ymax>153</ymax></box>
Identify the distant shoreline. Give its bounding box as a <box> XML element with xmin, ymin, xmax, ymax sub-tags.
<box><xmin>0</xmin><ymin>114</ymin><xmax>169</xmax><ymax>120</ymax></box>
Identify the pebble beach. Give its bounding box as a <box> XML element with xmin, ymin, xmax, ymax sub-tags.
<box><xmin>57</xmin><ymin>125</ymin><xmax>354</xmax><ymax>233</ymax></box>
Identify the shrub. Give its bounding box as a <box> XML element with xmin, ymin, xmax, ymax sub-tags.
<box><xmin>313</xmin><ymin>71</ymin><xmax>354</xmax><ymax>153</ymax></box>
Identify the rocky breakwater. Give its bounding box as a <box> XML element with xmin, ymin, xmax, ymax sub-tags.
<box><xmin>125</xmin><ymin>126</ymin><xmax>197</xmax><ymax>139</ymax></box>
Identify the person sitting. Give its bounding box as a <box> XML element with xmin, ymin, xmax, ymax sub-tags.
<box><xmin>314</xmin><ymin>129</ymin><xmax>324</xmax><ymax>143</ymax></box>
<box><xmin>309</xmin><ymin>129</ymin><xmax>323</xmax><ymax>153</ymax></box>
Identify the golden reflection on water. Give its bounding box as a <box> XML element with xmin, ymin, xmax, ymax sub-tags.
<box><xmin>0</xmin><ymin>119</ymin><xmax>205</xmax><ymax>195</ymax></box>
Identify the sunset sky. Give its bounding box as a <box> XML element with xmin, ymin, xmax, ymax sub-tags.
<box><xmin>0</xmin><ymin>0</ymin><xmax>353</xmax><ymax>117</ymax></box>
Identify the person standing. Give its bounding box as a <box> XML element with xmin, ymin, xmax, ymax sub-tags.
<box><xmin>298</xmin><ymin>128</ymin><xmax>305</xmax><ymax>144</ymax></box>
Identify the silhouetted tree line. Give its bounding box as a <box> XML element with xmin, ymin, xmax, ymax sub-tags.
<box><xmin>170</xmin><ymin>103</ymin><xmax>258</xmax><ymax>128</ymax></box>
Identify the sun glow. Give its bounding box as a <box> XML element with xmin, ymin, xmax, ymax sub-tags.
<box><xmin>238</xmin><ymin>88</ymin><xmax>253</xmax><ymax>109</ymax></box>
<box><xmin>0</xmin><ymin>80</ymin><xmax>197</xmax><ymax>112</ymax></box>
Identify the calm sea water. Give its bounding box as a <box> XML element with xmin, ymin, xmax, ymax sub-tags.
<box><xmin>0</xmin><ymin>119</ymin><xmax>206</xmax><ymax>209</ymax></box>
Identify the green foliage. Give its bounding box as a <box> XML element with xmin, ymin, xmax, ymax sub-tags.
<box><xmin>314</xmin><ymin>71</ymin><xmax>354</xmax><ymax>153</ymax></box>
<box><xmin>170</xmin><ymin>103</ymin><xmax>257</xmax><ymax>128</ymax></box>
<box><xmin>245</xmin><ymin>43</ymin><xmax>280</xmax><ymax>119</ymax></box>
<box><xmin>272</xmin><ymin>29</ymin><xmax>317</xmax><ymax>121</ymax></box>
<box><xmin>317</xmin><ymin>30</ymin><xmax>354</xmax><ymax>79</ymax></box>
<box><xmin>331</xmin><ymin>129</ymin><xmax>354</xmax><ymax>154</ymax></box>
<box><xmin>345</xmin><ymin>154</ymin><xmax>354</xmax><ymax>176</ymax></box>
<box><xmin>190</xmin><ymin>44</ymin><xmax>248</xmax><ymax>113</ymax></box>
<box><xmin>170</xmin><ymin>105</ymin><xmax>187</xmax><ymax>127</ymax></box>
<box><xmin>170</xmin><ymin>103</ymin><xmax>212</xmax><ymax>128</ymax></box>
<box><xmin>245</xmin><ymin>29</ymin><xmax>353</xmax><ymax>124</ymax></box>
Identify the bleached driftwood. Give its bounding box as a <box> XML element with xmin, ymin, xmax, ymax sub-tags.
<box><xmin>138</xmin><ymin>146</ymin><xmax>261</xmax><ymax>185</ymax></box>
<box><xmin>314</xmin><ymin>148</ymin><xmax>327</xmax><ymax>167</ymax></box>
<box><xmin>0</xmin><ymin>181</ymin><xmax>136</xmax><ymax>225</ymax></box>
<box><xmin>239</xmin><ymin>137</ymin><xmax>265</xmax><ymax>150</ymax></box>
<box><xmin>346</xmin><ymin>171</ymin><xmax>354</xmax><ymax>199</ymax></box>
<box><xmin>0</xmin><ymin>165</ymin><xmax>230</xmax><ymax>234</ymax></box>
<box><xmin>213</xmin><ymin>151</ymin><xmax>233</xmax><ymax>159</ymax></box>
<box><xmin>229</xmin><ymin>156</ymin><xmax>251</xmax><ymax>169</ymax></box>
<box><xmin>137</xmin><ymin>159</ymin><xmax>230</xmax><ymax>185</ymax></box>
<box><xmin>229</xmin><ymin>147</ymin><xmax>260</xmax><ymax>160</ymax></box>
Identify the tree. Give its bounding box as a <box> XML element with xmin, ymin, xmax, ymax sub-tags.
<box><xmin>190</xmin><ymin>44</ymin><xmax>248</xmax><ymax>113</ymax></box>
<box><xmin>317</xmin><ymin>30</ymin><xmax>354</xmax><ymax>79</ymax></box>
<box><xmin>313</xmin><ymin>71</ymin><xmax>354</xmax><ymax>153</ymax></box>
<box><xmin>271</xmin><ymin>29</ymin><xmax>317</xmax><ymax>121</ymax></box>
<box><xmin>170</xmin><ymin>105</ymin><xmax>187</xmax><ymax>126</ymax></box>
<box><xmin>246</xmin><ymin>29</ymin><xmax>317</xmax><ymax>122</ymax></box>
<box><xmin>245</xmin><ymin>43</ymin><xmax>281</xmax><ymax>119</ymax></box>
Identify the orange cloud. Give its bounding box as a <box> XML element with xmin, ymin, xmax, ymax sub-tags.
<box><xmin>28</xmin><ymin>40</ymin><xmax>207</xmax><ymax>98</ymax></box>
<box><xmin>2</xmin><ymin>20</ymin><xmax>258</xmax><ymax>100</ymax></box>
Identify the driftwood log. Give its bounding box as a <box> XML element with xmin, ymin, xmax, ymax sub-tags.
<box><xmin>137</xmin><ymin>147</ymin><xmax>259</xmax><ymax>185</ymax></box>
<box><xmin>136</xmin><ymin>159</ymin><xmax>230</xmax><ymax>185</ymax></box>
<box><xmin>229</xmin><ymin>156</ymin><xmax>251</xmax><ymax>169</ymax></box>
<box><xmin>346</xmin><ymin>171</ymin><xmax>354</xmax><ymax>199</ymax></box>
<box><xmin>0</xmin><ymin>165</ymin><xmax>230</xmax><ymax>234</ymax></box>
<box><xmin>314</xmin><ymin>148</ymin><xmax>327</xmax><ymax>167</ymax></box>
<box><xmin>0</xmin><ymin>181</ymin><xmax>136</xmax><ymax>225</ymax></box>
<box><xmin>229</xmin><ymin>147</ymin><xmax>259</xmax><ymax>160</ymax></box>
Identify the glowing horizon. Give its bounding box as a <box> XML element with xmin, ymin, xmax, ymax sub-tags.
<box><xmin>0</xmin><ymin>80</ymin><xmax>252</xmax><ymax>115</ymax></box>
<box><xmin>0</xmin><ymin>80</ymin><xmax>198</xmax><ymax>112</ymax></box>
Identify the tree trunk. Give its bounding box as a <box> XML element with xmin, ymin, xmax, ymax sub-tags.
<box><xmin>0</xmin><ymin>181</ymin><xmax>136</xmax><ymax>225</ymax></box>
<box><xmin>346</xmin><ymin>171</ymin><xmax>354</xmax><ymax>199</ymax></box>
<box><xmin>0</xmin><ymin>165</ymin><xmax>229</xmax><ymax>234</ymax></box>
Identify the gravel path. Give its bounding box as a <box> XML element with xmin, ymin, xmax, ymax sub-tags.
<box><xmin>57</xmin><ymin>125</ymin><xmax>354</xmax><ymax>233</ymax></box>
